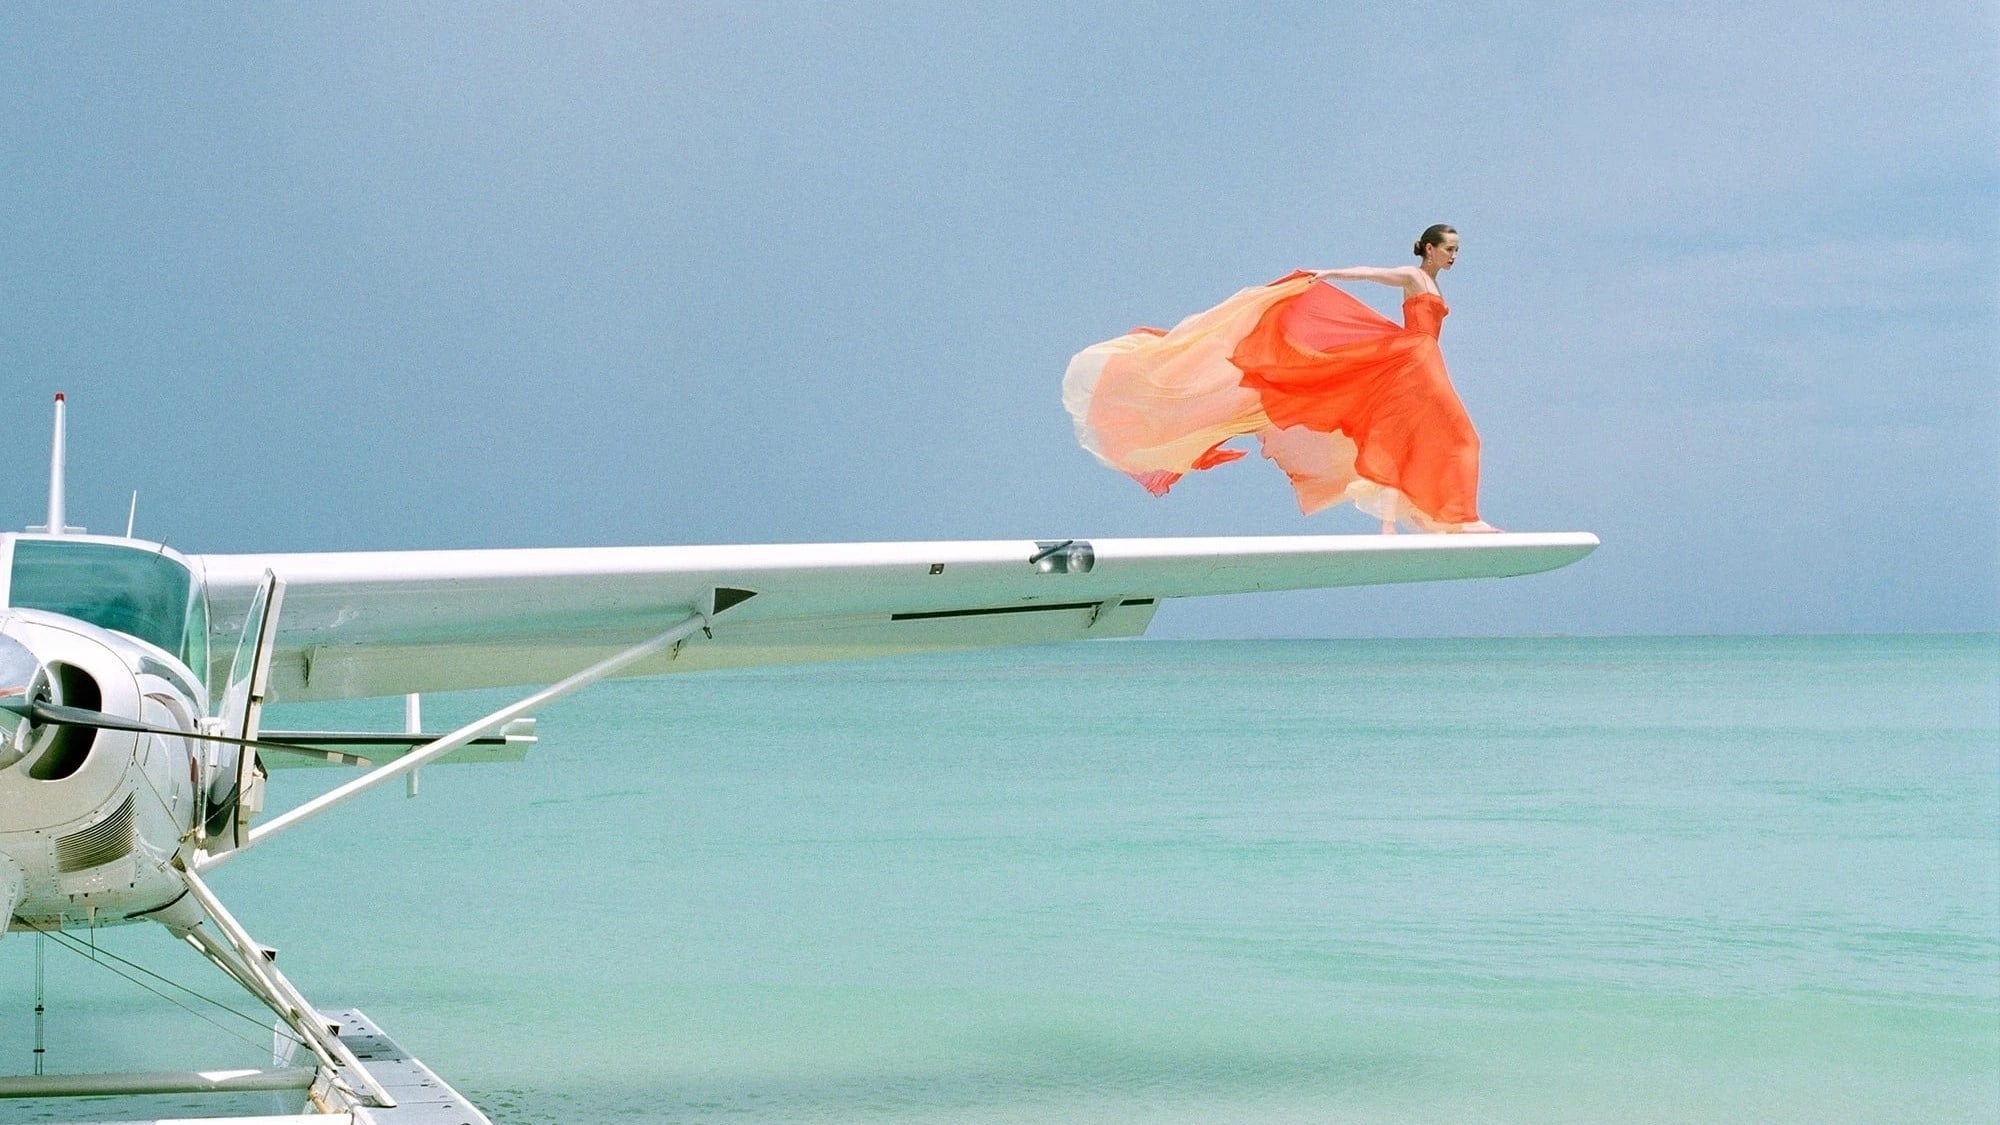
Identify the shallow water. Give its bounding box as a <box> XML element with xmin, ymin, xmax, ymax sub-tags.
<box><xmin>3</xmin><ymin>635</ymin><xmax>1995</xmax><ymax>1122</ymax></box>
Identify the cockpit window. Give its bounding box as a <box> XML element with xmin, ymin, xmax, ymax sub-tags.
<box><xmin>7</xmin><ymin>539</ymin><xmax>201</xmax><ymax>668</ymax></box>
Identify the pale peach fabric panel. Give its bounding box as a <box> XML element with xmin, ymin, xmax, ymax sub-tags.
<box><xmin>1063</xmin><ymin>276</ymin><xmax>1313</xmax><ymax>474</ymax></box>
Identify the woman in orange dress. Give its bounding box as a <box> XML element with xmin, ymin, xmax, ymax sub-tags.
<box><xmin>1063</xmin><ymin>224</ymin><xmax>1497</xmax><ymax>533</ymax></box>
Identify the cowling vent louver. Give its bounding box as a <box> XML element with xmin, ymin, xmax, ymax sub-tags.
<box><xmin>57</xmin><ymin>793</ymin><xmax>135</xmax><ymax>872</ymax></box>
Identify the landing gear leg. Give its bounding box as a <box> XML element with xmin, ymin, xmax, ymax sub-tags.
<box><xmin>172</xmin><ymin>866</ymin><xmax>396</xmax><ymax>1110</ymax></box>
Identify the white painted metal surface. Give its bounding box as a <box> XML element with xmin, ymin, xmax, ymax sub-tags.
<box><xmin>192</xmin><ymin>533</ymin><xmax>1600</xmax><ymax>700</ymax></box>
<box><xmin>0</xmin><ymin>1066</ymin><xmax>316</xmax><ymax>1099</ymax></box>
<box><xmin>20</xmin><ymin>1008</ymin><xmax>480</xmax><ymax>1125</ymax></box>
<box><xmin>66</xmin><ymin>1104</ymin><xmax>348</xmax><ymax>1112</ymax></box>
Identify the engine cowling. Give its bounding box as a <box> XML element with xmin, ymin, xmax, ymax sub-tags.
<box><xmin>0</xmin><ymin>611</ymin><xmax>208</xmax><ymax>931</ymax></box>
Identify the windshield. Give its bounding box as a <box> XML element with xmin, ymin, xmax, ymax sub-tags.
<box><xmin>7</xmin><ymin>539</ymin><xmax>205</xmax><ymax>672</ymax></box>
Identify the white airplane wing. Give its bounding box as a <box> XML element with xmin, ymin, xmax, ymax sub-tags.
<box><xmin>191</xmin><ymin>533</ymin><xmax>1598</xmax><ymax>702</ymax></box>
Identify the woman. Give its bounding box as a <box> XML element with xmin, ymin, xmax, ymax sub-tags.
<box><xmin>1063</xmin><ymin>224</ymin><xmax>1496</xmax><ymax>532</ymax></box>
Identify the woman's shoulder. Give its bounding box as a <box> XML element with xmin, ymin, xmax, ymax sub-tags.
<box><xmin>1385</xmin><ymin>265</ymin><xmax>1438</xmax><ymax>295</ymax></box>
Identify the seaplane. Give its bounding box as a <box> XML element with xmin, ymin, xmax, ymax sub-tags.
<box><xmin>0</xmin><ymin>394</ymin><xmax>1594</xmax><ymax>1123</ymax></box>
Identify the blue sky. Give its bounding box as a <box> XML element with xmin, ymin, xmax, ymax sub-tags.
<box><xmin>2</xmin><ymin>3</ymin><xmax>1993</xmax><ymax>637</ymax></box>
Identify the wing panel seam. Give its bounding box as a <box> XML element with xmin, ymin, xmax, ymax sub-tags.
<box><xmin>891</xmin><ymin>598</ymin><xmax>1152</xmax><ymax>622</ymax></box>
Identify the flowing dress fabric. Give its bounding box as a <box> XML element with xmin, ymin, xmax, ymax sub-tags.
<box><xmin>1062</xmin><ymin>272</ymin><xmax>1482</xmax><ymax>529</ymax></box>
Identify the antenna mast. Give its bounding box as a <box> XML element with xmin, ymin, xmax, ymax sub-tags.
<box><xmin>30</xmin><ymin>394</ymin><xmax>80</xmax><ymax>536</ymax></box>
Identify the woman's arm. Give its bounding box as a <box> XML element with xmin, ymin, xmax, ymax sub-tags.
<box><xmin>1312</xmin><ymin>266</ymin><xmax>1424</xmax><ymax>293</ymax></box>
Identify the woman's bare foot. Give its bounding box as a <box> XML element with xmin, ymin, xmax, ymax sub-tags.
<box><xmin>1380</xmin><ymin>519</ymin><xmax>1398</xmax><ymax>534</ymax></box>
<box><xmin>1460</xmin><ymin>521</ymin><xmax>1503</xmax><ymax>533</ymax></box>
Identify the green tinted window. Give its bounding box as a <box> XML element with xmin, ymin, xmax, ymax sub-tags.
<box><xmin>8</xmin><ymin>540</ymin><xmax>197</xmax><ymax>663</ymax></box>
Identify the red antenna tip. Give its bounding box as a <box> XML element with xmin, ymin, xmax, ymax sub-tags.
<box><xmin>54</xmin><ymin>392</ymin><xmax>64</xmax><ymax>402</ymax></box>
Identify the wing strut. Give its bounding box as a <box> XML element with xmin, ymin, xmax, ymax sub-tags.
<box><xmin>195</xmin><ymin>593</ymin><xmax>750</xmax><ymax>874</ymax></box>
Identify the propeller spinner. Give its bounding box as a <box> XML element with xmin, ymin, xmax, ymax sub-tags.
<box><xmin>0</xmin><ymin>634</ymin><xmax>53</xmax><ymax>770</ymax></box>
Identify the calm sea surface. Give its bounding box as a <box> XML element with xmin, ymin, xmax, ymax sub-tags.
<box><xmin>3</xmin><ymin>635</ymin><xmax>1996</xmax><ymax>1123</ymax></box>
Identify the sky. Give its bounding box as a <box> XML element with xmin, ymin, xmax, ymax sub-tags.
<box><xmin>1</xmin><ymin>2</ymin><xmax>1993</xmax><ymax>638</ymax></box>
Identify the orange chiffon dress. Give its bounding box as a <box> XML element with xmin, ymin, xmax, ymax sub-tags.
<box><xmin>1063</xmin><ymin>270</ymin><xmax>1484</xmax><ymax>530</ymax></box>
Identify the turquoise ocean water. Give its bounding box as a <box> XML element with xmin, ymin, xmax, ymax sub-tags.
<box><xmin>2</xmin><ymin>634</ymin><xmax>1995</xmax><ymax>1123</ymax></box>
